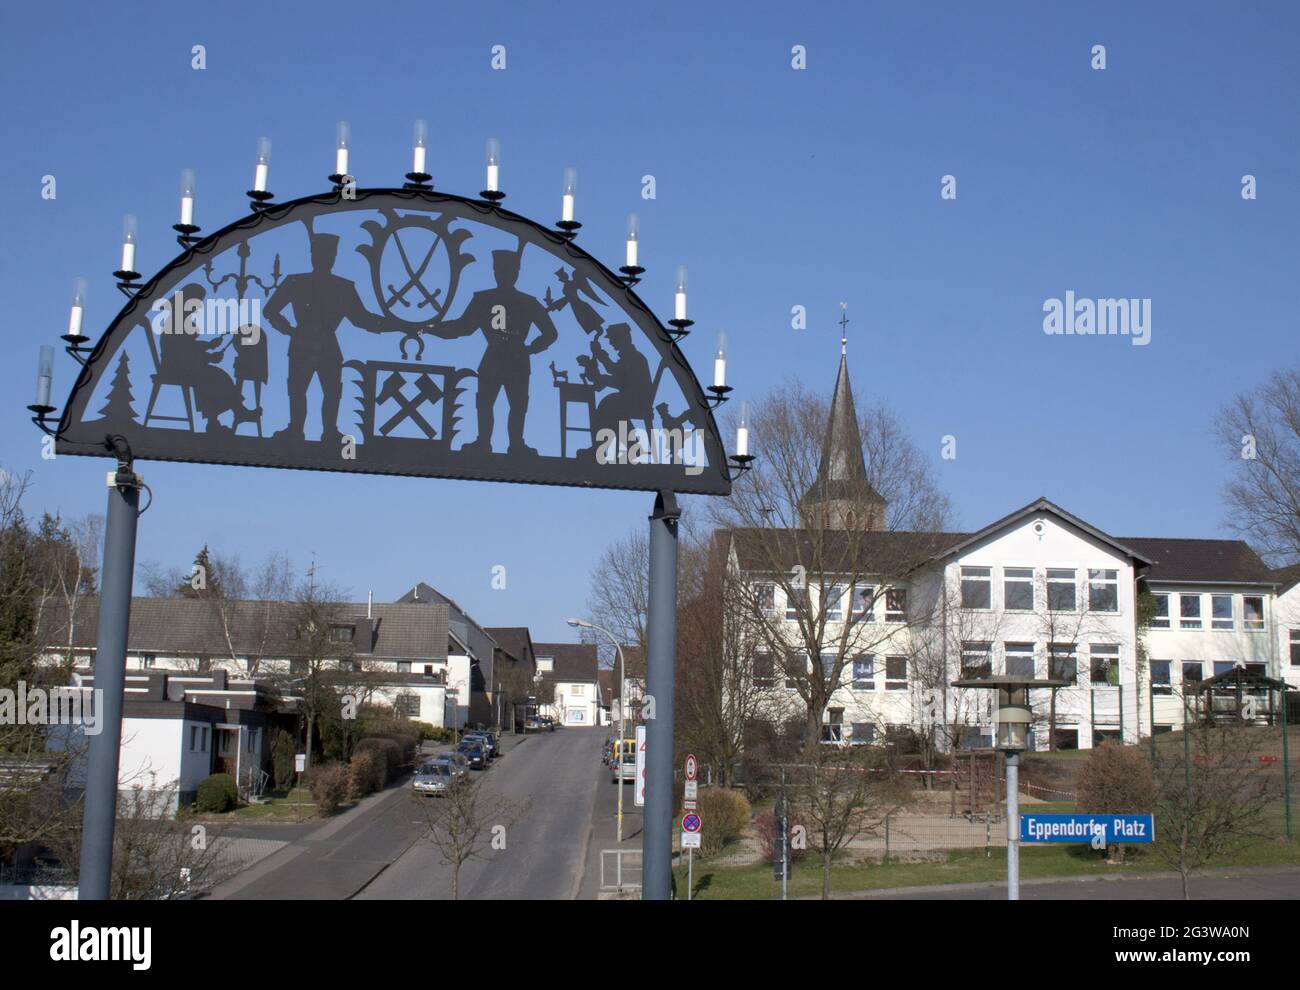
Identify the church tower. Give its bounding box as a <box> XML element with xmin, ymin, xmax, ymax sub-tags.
<box><xmin>797</xmin><ymin>327</ymin><xmax>888</xmax><ymax>531</ymax></box>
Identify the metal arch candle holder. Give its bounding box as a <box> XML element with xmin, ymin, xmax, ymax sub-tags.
<box><xmin>112</xmin><ymin>269</ymin><xmax>142</xmax><ymax>298</ymax></box>
<box><xmin>618</xmin><ymin>264</ymin><xmax>644</xmax><ymax>287</ymax></box>
<box><xmin>329</xmin><ymin>173</ymin><xmax>356</xmax><ymax>192</ymax></box>
<box><xmin>173</xmin><ymin>223</ymin><xmax>202</xmax><ymax>248</ymax></box>
<box><xmin>726</xmin><ymin>453</ymin><xmax>755</xmax><ymax>480</ymax></box>
<box><xmin>246</xmin><ymin>189</ymin><xmax>275</xmax><ymax>211</ymax></box>
<box><xmin>61</xmin><ymin>333</ymin><xmax>93</xmax><ymax>366</ymax></box>
<box><xmin>667</xmin><ymin>317</ymin><xmax>693</xmax><ymax>341</ymax></box>
<box><xmin>404</xmin><ymin>171</ymin><xmax>433</xmax><ymax>190</ymax></box>
<box><xmin>479</xmin><ymin>189</ymin><xmax>505</xmax><ymax>204</ymax></box>
<box><xmin>555</xmin><ymin>219</ymin><xmax>581</xmax><ymax>241</ymax></box>
<box><xmin>706</xmin><ymin>384</ymin><xmax>732</xmax><ymax>407</ymax></box>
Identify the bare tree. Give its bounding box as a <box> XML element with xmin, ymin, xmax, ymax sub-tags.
<box><xmin>408</xmin><ymin>776</ymin><xmax>525</xmax><ymax>899</ymax></box>
<box><xmin>1216</xmin><ymin>367</ymin><xmax>1300</xmax><ymax>564</ymax></box>
<box><xmin>585</xmin><ymin>527</ymin><xmax>649</xmax><ymax>668</ymax></box>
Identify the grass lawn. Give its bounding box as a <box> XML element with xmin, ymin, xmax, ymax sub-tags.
<box><xmin>183</xmin><ymin>787</ymin><xmax>325</xmax><ymax>822</ymax></box>
<box><xmin>673</xmin><ymin>833</ymin><xmax>1300</xmax><ymax>900</ymax></box>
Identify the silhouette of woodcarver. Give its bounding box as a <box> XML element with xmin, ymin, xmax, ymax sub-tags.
<box><xmin>158</xmin><ymin>282</ymin><xmax>260</xmax><ymax>435</ymax></box>
<box><xmin>580</xmin><ymin>322</ymin><xmax>654</xmax><ymax>459</ymax></box>
<box><xmin>425</xmin><ymin>248</ymin><xmax>558</xmax><ymax>456</ymax></box>
<box><xmin>263</xmin><ymin>233</ymin><xmax>390</xmax><ymax>445</ymax></box>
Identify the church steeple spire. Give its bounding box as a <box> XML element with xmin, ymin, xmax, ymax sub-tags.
<box><xmin>798</xmin><ymin>316</ymin><xmax>887</xmax><ymax>531</ymax></box>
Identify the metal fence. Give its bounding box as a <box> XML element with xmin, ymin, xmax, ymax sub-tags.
<box><xmin>599</xmin><ymin>848</ymin><xmax>642</xmax><ymax>892</ymax></box>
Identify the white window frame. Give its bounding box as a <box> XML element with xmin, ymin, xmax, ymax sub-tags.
<box><xmin>1179</xmin><ymin>594</ymin><xmax>1202</xmax><ymax>630</ymax></box>
<box><xmin>1003</xmin><ymin>567</ymin><xmax>1035</xmax><ymax>611</ymax></box>
<box><xmin>1243</xmin><ymin>595</ymin><xmax>1265</xmax><ymax>632</ymax></box>
<box><xmin>1150</xmin><ymin>593</ymin><xmax>1170</xmax><ymax>629</ymax></box>
<box><xmin>1004</xmin><ymin>642</ymin><xmax>1035</xmax><ymax>679</ymax></box>
<box><xmin>1210</xmin><ymin>594</ymin><xmax>1234</xmax><ymax>631</ymax></box>
<box><xmin>1046</xmin><ymin>568</ymin><xmax>1077</xmax><ymax>612</ymax></box>
<box><xmin>851</xmin><ymin>655</ymin><xmax>876</xmax><ymax>690</ymax></box>
<box><xmin>1087</xmin><ymin>569</ymin><xmax>1119</xmax><ymax>613</ymax></box>
<box><xmin>824</xmin><ymin>584</ymin><xmax>844</xmax><ymax>622</ymax></box>
<box><xmin>960</xmin><ymin>566</ymin><xmax>992</xmax><ymax>610</ymax></box>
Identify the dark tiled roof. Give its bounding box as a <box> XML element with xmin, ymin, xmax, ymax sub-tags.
<box><xmin>485</xmin><ymin>626</ymin><xmax>534</xmax><ymax>664</ymax></box>
<box><xmin>37</xmin><ymin>598</ymin><xmax>449</xmax><ymax>661</ymax></box>
<box><xmin>1272</xmin><ymin>563</ymin><xmax>1300</xmax><ymax>593</ymax></box>
<box><xmin>728</xmin><ymin>527</ymin><xmax>968</xmax><ymax>575</ymax></box>
<box><xmin>1117</xmin><ymin>538</ymin><xmax>1276</xmax><ymax>586</ymax></box>
<box><xmin>532</xmin><ymin>642</ymin><xmax>599</xmax><ymax>684</ymax></box>
<box><xmin>597</xmin><ymin>669</ymin><xmax>613</xmax><ymax>702</ymax></box>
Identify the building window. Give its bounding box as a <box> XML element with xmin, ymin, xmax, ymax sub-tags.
<box><xmin>1048</xmin><ymin>643</ymin><xmax>1077</xmax><ymax>684</ymax></box>
<box><xmin>397</xmin><ymin>661</ymin><xmax>411</xmax><ymax>673</ymax></box>
<box><xmin>423</xmin><ymin>664</ymin><xmax>435</xmax><ymax>677</ymax></box>
<box><xmin>141</xmin><ymin>654</ymin><xmax>156</xmax><ymax>669</ymax></box>
<box><xmin>885</xmin><ymin>656</ymin><xmax>907</xmax><ymax>690</ymax></box>
<box><xmin>786</xmin><ymin>653</ymin><xmax>808</xmax><ymax>689</ymax></box>
<box><xmin>1179</xmin><ymin>594</ymin><xmax>1202</xmax><ymax>629</ymax></box>
<box><xmin>785</xmin><ymin>587</ymin><xmax>809</xmax><ymax>621</ymax></box>
<box><xmin>395</xmin><ymin>694</ymin><xmax>420</xmax><ymax>716</ymax></box>
<box><xmin>330</xmin><ymin>625</ymin><xmax>355</xmax><ymax>643</ymax></box>
<box><xmin>1151</xmin><ymin>660</ymin><xmax>1172</xmax><ymax>695</ymax></box>
<box><xmin>960</xmin><ymin>567</ymin><xmax>992</xmax><ymax>609</ymax></box>
<box><xmin>822</xmin><ymin>708</ymin><xmax>844</xmax><ymax>744</ymax></box>
<box><xmin>1047</xmin><ymin>569</ymin><xmax>1076</xmax><ymax>611</ymax></box>
<box><xmin>1243</xmin><ymin>596</ymin><xmax>1264</xmax><ymax>632</ymax></box>
<box><xmin>1211</xmin><ymin>595</ymin><xmax>1234</xmax><ymax>630</ymax></box>
<box><xmin>825</xmin><ymin>585</ymin><xmax>844</xmax><ymax>622</ymax></box>
<box><xmin>852</xmin><ymin>584</ymin><xmax>874</xmax><ymax>619</ymax></box>
<box><xmin>200</xmin><ymin>726</ymin><xmax>209</xmax><ymax>752</ymax></box>
<box><xmin>1213</xmin><ymin>661</ymin><xmax>1235</xmax><ymax>678</ymax></box>
<box><xmin>850</xmin><ymin>722</ymin><xmax>876</xmax><ymax>745</ymax></box>
<box><xmin>1004</xmin><ymin>642</ymin><xmax>1035</xmax><ymax>678</ymax></box>
<box><xmin>1291</xmin><ymin>630</ymin><xmax>1300</xmax><ymax>667</ymax></box>
<box><xmin>338</xmin><ymin>659</ymin><xmax>358</xmax><ymax>673</ymax></box>
<box><xmin>1004</xmin><ymin>568</ymin><xmax>1034</xmax><ymax>611</ymax></box>
<box><xmin>819</xmin><ymin>652</ymin><xmax>837</xmax><ymax>681</ymax></box>
<box><xmin>190</xmin><ymin>725</ymin><xmax>199</xmax><ymax>751</ymax></box>
<box><xmin>536</xmin><ymin>657</ymin><xmax>554</xmax><ymax>672</ymax></box>
<box><xmin>572</xmin><ymin>684</ymin><xmax>585</xmax><ymax>696</ymax></box>
<box><xmin>961</xmin><ymin>642</ymin><xmax>992</xmax><ymax>678</ymax></box>
<box><xmin>1088</xmin><ymin>570</ymin><xmax>1119</xmax><ymax>613</ymax></box>
<box><xmin>1150</xmin><ymin>593</ymin><xmax>1170</xmax><ymax>629</ymax></box>
<box><xmin>1089</xmin><ymin>644</ymin><xmax>1119</xmax><ymax>687</ymax></box>
<box><xmin>754</xmin><ymin>582</ymin><xmax>776</xmax><ymax>616</ymax></box>
<box><xmin>289</xmin><ymin>659</ymin><xmax>307</xmax><ymax>676</ymax></box>
<box><xmin>851</xmin><ymin>655</ymin><xmax>875</xmax><ymax>690</ymax></box>
<box><xmin>1182</xmin><ymin>661</ymin><xmax>1203</xmax><ymax>686</ymax></box>
<box><xmin>885</xmin><ymin>588</ymin><xmax>907</xmax><ymax>623</ymax></box>
<box><xmin>753</xmin><ymin>653</ymin><xmax>775</xmax><ymax>688</ymax></box>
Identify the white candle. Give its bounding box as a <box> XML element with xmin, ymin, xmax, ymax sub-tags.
<box><xmin>414</xmin><ymin>121</ymin><xmax>429</xmax><ymax>176</ymax></box>
<box><xmin>335</xmin><ymin>147</ymin><xmax>349</xmax><ymax>176</ymax></box>
<box><xmin>180</xmin><ymin>195</ymin><xmax>194</xmax><ymax>226</ymax></box>
<box><xmin>674</xmin><ymin>291</ymin><xmax>687</xmax><ymax>321</ymax></box>
<box><xmin>486</xmin><ymin>162</ymin><xmax>499</xmax><ymax>192</ymax></box>
<box><xmin>736</xmin><ymin>426</ymin><xmax>749</xmax><ymax>457</ymax></box>
<box><xmin>413</xmin><ymin>144</ymin><xmax>427</xmax><ymax>175</ymax></box>
<box><xmin>69</xmin><ymin>302</ymin><xmax>83</xmax><ymax>336</ymax></box>
<box><xmin>121</xmin><ymin>241</ymin><xmax>135</xmax><ymax>273</ymax></box>
<box><xmin>714</xmin><ymin>356</ymin><xmax>726</xmax><ymax>388</ymax></box>
<box><xmin>562</xmin><ymin>193</ymin><xmax>575</xmax><ymax>223</ymax></box>
<box><xmin>254</xmin><ymin>162</ymin><xmax>268</xmax><ymax>193</ymax></box>
<box><xmin>253</xmin><ymin>137</ymin><xmax>271</xmax><ymax>193</ymax></box>
<box><xmin>626</xmin><ymin>237</ymin><xmax>638</xmax><ymax>268</ymax></box>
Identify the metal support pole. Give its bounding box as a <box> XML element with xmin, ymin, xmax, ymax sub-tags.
<box><xmin>1282</xmin><ymin>687</ymin><xmax>1292</xmax><ymax>840</ymax></box>
<box><xmin>1149</xmin><ymin>678</ymin><xmax>1157</xmax><ymax>764</ymax></box>
<box><xmin>1118</xmin><ymin>684</ymin><xmax>1124</xmax><ymax>741</ymax></box>
<box><xmin>1005</xmin><ymin>750</ymin><xmax>1020</xmax><ymax>901</ymax></box>
<box><xmin>79</xmin><ymin>450</ymin><xmax>142</xmax><ymax>899</ymax></box>
<box><xmin>643</xmin><ymin>490</ymin><xmax>679</xmax><ymax>900</ymax></box>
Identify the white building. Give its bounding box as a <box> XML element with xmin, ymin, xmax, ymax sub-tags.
<box><xmin>721</xmin><ymin>349</ymin><xmax>1292</xmax><ymax>752</ymax></box>
<box><xmin>533</xmin><ymin>643</ymin><xmax>600</xmax><ymax>727</ymax></box>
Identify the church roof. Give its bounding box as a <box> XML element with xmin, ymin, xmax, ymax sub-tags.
<box><xmin>800</xmin><ymin>352</ymin><xmax>885</xmax><ymax>509</ymax></box>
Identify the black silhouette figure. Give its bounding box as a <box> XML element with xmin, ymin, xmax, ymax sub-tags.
<box><xmin>544</xmin><ymin>268</ymin><xmax>606</xmax><ymax>338</ymax></box>
<box><xmin>582</xmin><ymin>322</ymin><xmax>654</xmax><ymax>456</ymax></box>
<box><xmin>426</xmin><ymin>249</ymin><xmax>558</xmax><ymax>456</ymax></box>
<box><xmin>263</xmin><ymin>234</ymin><xmax>389</xmax><ymax>445</ymax></box>
<box><xmin>157</xmin><ymin>283</ymin><xmax>260</xmax><ymax>435</ymax></box>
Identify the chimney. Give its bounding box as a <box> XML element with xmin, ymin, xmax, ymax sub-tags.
<box><xmin>368</xmin><ymin>590</ymin><xmax>373</xmax><ymax>618</ymax></box>
<box><xmin>413</xmin><ymin>585</ymin><xmax>419</xmax><ymax>601</ymax></box>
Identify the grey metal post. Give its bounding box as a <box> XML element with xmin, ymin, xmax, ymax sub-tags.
<box><xmin>1005</xmin><ymin>750</ymin><xmax>1020</xmax><ymax>901</ymax></box>
<box><xmin>643</xmin><ymin>490</ymin><xmax>679</xmax><ymax>900</ymax></box>
<box><xmin>79</xmin><ymin>456</ymin><xmax>142</xmax><ymax>899</ymax></box>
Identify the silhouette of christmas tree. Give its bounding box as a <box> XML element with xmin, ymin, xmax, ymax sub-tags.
<box><xmin>97</xmin><ymin>352</ymin><xmax>137</xmax><ymax>424</ymax></box>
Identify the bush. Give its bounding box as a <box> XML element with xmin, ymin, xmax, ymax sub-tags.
<box><xmin>308</xmin><ymin>763</ymin><xmax>351</xmax><ymax>815</ymax></box>
<box><xmin>348</xmin><ymin>749</ymin><xmax>386</xmax><ymax>800</ymax></box>
<box><xmin>355</xmin><ymin>737</ymin><xmax>403</xmax><ymax>783</ymax></box>
<box><xmin>688</xmin><ymin>786</ymin><xmax>752</xmax><ymax>858</ymax></box>
<box><xmin>416</xmin><ymin>723</ymin><xmax>453</xmax><ymax>744</ymax></box>
<box><xmin>755</xmin><ymin>809</ymin><xmax>806</xmax><ymax>863</ymax></box>
<box><xmin>1076</xmin><ymin>741</ymin><xmax>1155</xmax><ymax>862</ymax></box>
<box><xmin>272</xmin><ymin>730</ymin><xmax>297</xmax><ymax>791</ymax></box>
<box><xmin>195</xmin><ymin>773</ymin><xmax>239</xmax><ymax>813</ymax></box>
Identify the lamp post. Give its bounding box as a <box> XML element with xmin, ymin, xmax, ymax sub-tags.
<box><xmin>568</xmin><ymin>618</ymin><xmax>627</xmax><ymax>843</ymax></box>
<box><xmin>952</xmin><ymin>675</ymin><xmax>1066</xmax><ymax>900</ymax></box>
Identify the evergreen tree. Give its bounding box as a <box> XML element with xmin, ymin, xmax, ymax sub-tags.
<box><xmin>97</xmin><ymin>352</ymin><xmax>136</xmax><ymax>424</ymax></box>
<box><xmin>177</xmin><ymin>544</ymin><xmax>221</xmax><ymax>599</ymax></box>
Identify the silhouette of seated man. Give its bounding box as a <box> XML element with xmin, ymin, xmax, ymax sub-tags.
<box><xmin>582</xmin><ymin>322</ymin><xmax>654</xmax><ymax>457</ymax></box>
<box><xmin>426</xmin><ymin>249</ymin><xmax>558</xmax><ymax>456</ymax></box>
<box><xmin>263</xmin><ymin>233</ymin><xmax>389</xmax><ymax>445</ymax></box>
<box><xmin>158</xmin><ymin>283</ymin><xmax>259</xmax><ymax>434</ymax></box>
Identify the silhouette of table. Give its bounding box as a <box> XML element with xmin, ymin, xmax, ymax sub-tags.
<box><xmin>556</xmin><ymin>380</ymin><xmax>597</xmax><ymax>457</ymax></box>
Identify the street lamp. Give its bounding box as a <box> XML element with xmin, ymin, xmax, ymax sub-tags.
<box><xmin>568</xmin><ymin>617</ymin><xmax>628</xmax><ymax>842</ymax></box>
<box><xmin>951</xmin><ymin>675</ymin><xmax>1066</xmax><ymax>900</ymax></box>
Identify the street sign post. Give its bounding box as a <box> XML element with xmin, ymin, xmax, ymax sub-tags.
<box><xmin>681</xmin><ymin>809</ymin><xmax>703</xmax><ymax>900</ymax></box>
<box><xmin>684</xmin><ymin>754</ymin><xmax>698</xmax><ymax>781</ymax></box>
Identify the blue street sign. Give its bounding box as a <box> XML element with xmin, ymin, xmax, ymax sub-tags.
<box><xmin>1020</xmin><ymin>813</ymin><xmax>1154</xmax><ymax>844</ymax></box>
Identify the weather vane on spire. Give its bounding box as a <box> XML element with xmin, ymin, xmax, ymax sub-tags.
<box><xmin>839</xmin><ymin>302</ymin><xmax>849</xmax><ymax>355</ymax></box>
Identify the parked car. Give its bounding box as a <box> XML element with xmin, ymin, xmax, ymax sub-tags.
<box><xmin>457</xmin><ymin>739</ymin><xmax>488</xmax><ymax>770</ymax></box>
<box><xmin>428</xmin><ymin>753</ymin><xmax>470</xmax><ymax>780</ymax></box>
<box><xmin>412</xmin><ymin>763</ymin><xmax>455</xmax><ymax>797</ymax></box>
<box><xmin>463</xmin><ymin>729</ymin><xmax>499</xmax><ymax>758</ymax></box>
<box><xmin>538</xmin><ymin>716</ymin><xmax>557</xmax><ymax>732</ymax></box>
<box><xmin>523</xmin><ymin>716</ymin><xmax>544</xmax><ymax>733</ymax></box>
<box><xmin>610</xmin><ymin>738</ymin><xmax>637</xmax><ymax>784</ymax></box>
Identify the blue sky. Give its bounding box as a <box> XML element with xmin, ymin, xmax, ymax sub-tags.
<box><xmin>2</xmin><ymin>1</ymin><xmax>1297</xmax><ymax>641</ymax></box>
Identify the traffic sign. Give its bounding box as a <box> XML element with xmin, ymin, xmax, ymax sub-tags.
<box><xmin>682</xmin><ymin>813</ymin><xmax>702</xmax><ymax>833</ymax></box>
<box><xmin>681</xmin><ymin>831</ymin><xmax>701</xmax><ymax>849</ymax></box>
<box><xmin>684</xmin><ymin>754</ymin><xmax>698</xmax><ymax>781</ymax></box>
<box><xmin>634</xmin><ymin>725</ymin><xmax>647</xmax><ymax>807</ymax></box>
<box><xmin>684</xmin><ymin>779</ymin><xmax>698</xmax><ymax>800</ymax></box>
<box><xmin>1020</xmin><ymin>813</ymin><xmax>1154</xmax><ymax>844</ymax></box>
<box><xmin>683</xmin><ymin>798</ymin><xmax>697</xmax><ymax>812</ymax></box>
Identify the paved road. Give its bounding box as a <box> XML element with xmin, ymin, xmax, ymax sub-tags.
<box><xmin>858</xmin><ymin>867</ymin><xmax>1300</xmax><ymax>900</ymax></box>
<box><xmin>358</xmin><ymin>727</ymin><xmax>606</xmax><ymax>900</ymax></box>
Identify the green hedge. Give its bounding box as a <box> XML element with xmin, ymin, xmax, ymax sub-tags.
<box><xmin>195</xmin><ymin>773</ymin><xmax>239</xmax><ymax>813</ymax></box>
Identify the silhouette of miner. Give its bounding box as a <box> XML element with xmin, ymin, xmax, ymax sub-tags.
<box><xmin>428</xmin><ymin>249</ymin><xmax>558</xmax><ymax>455</ymax></box>
<box><xmin>263</xmin><ymin>233</ymin><xmax>388</xmax><ymax>444</ymax></box>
